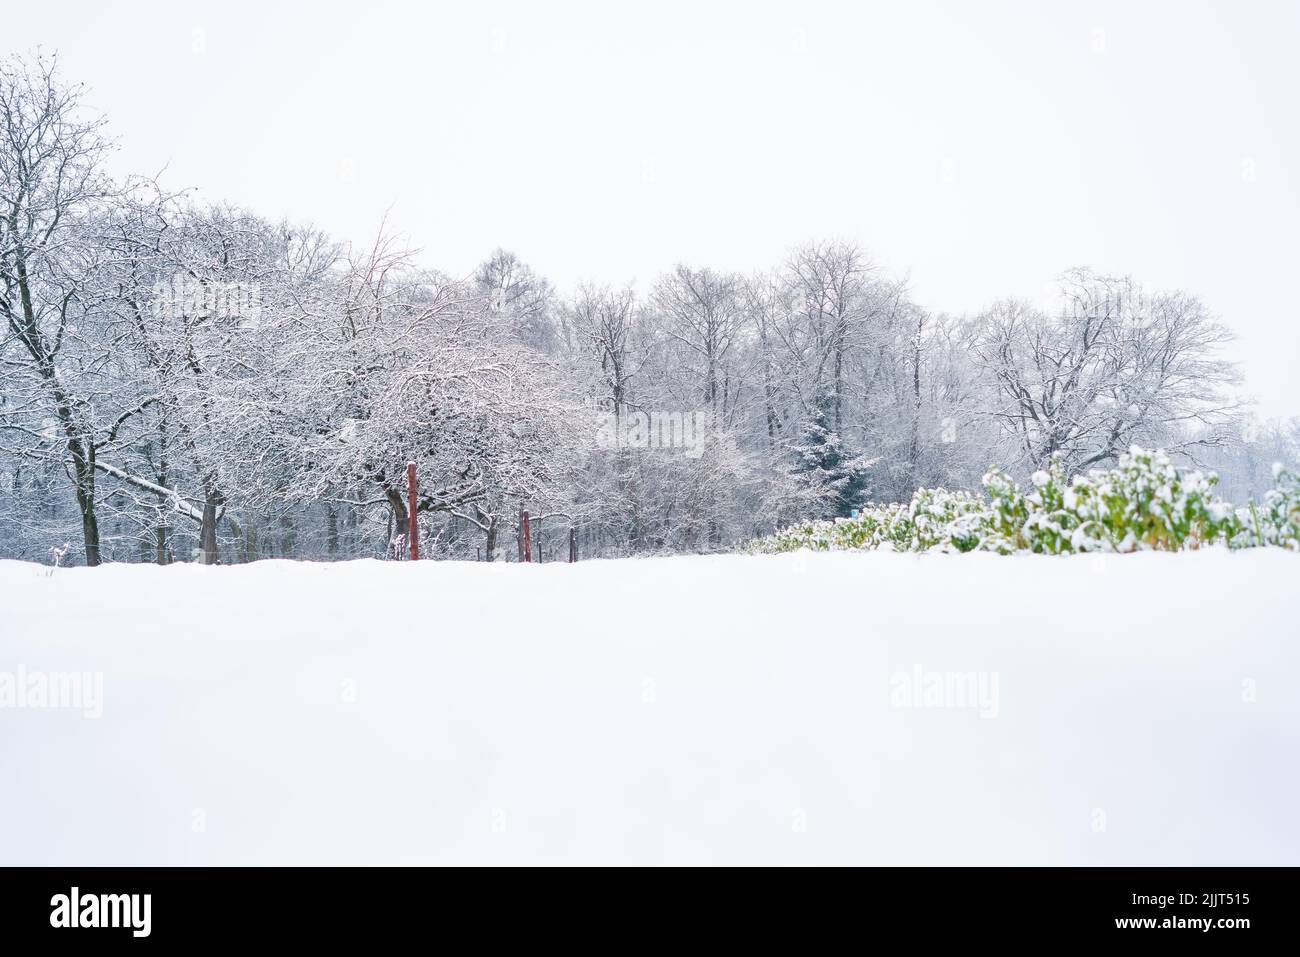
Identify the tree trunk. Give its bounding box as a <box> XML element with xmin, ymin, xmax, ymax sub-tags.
<box><xmin>154</xmin><ymin>432</ymin><xmax>173</xmax><ymax>564</ymax></box>
<box><xmin>278</xmin><ymin>514</ymin><xmax>297</xmax><ymax>557</ymax></box>
<box><xmin>385</xmin><ymin>487</ymin><xmax>408</xmax><ymax>557</ymax></box>
<box><xmin>69</xmin><ymin>442</ymin><xmax>101</xmax><ymax>567</ymax></box>
<box><xmin>76</xmin><ymin>481</ymin><xmax>101</xmax><ymax>566</ymax></box>
<box><xmin>326</xmin><ymin>507</ymin><xmax>339</xmax><ymax>556</ymax></box>
<box><xmin>243</xmin><ymin>513</ymin><xmax>259</xmax><ymax>563</ymax></box>
<box><xmin>906</xmin><ymin>315</ymin><xmax>923</xmax><ymax>495</ymax></box>
<box><xmin>199</xmin><ymin>496</ymin><xmax>221</xmax><ymax>565</ymax></box>
<box><xmin>154</xmin><ymin>506</ymin><xmax>172</xmax><ymax>565</ymax></box>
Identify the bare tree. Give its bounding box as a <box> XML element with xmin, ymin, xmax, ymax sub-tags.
<box><xmin>651</xmin><ymin>265</ymin><xmax>748</xmax><ymax>421</ymax></box>
<box><xmin>970</xmin><ymin>269</ymin><xmax>1241</xmax><ymax>473</ymax></box>
<box><xmin>475</xmin><ymin>248</ymin><xmax>558</xmax><ymax>353</ymax></box>
<box><xmin>0</xmin><ymin>54</ymin><xmax>118</xmax><ymax>564</ymax></box>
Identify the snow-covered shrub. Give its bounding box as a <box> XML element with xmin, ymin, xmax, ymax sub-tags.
<box><xmin>750</xmin><ymin>489</ymin><xmax>993</xmax><ymax>554</ymax></box>
<box><xmin>747</xmin><ymin>504</ymin><xmax>904</xmax><ymax>554</ymax></box>
<box><xmin>1092</xmin><ymin>447</ymin><xmax>1240</xmax><ymax>552</ymax></box>
<box><xmin>981</xmin><ymin>466</ymin><xmax>1032</xmax><ymax>554</ymax></box>
<box><xmin>989</xmin><ymin>448</ymin><xmax>1240</xmax><ymax>554</ymax></box>
<box><xmin>1263</xmin><ymin>464</ymin><xmax>1300</xmax><ymax>550</ymax></box>
<box><xmin>1237</xmin><ymin>463</ymin><xmax>1300</xmax><ymax>550</ymax></box>
<box><xmin>865</xmin><ymin>503</ymin><xmax>914</xmax><ymax>551</ymax></box>
<box><xmin>749</xmin><ymin>446</ymin><xmax>1276</xmax><ymax>557</ymax></box>
<box><xmin>906</xmin><ymin>488</ymin><xmax>992</xmax><ymax>552</ymax></box>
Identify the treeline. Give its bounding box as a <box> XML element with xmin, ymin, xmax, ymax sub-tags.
<box><xmin>2</xmin><ymin>54</ymin><xmax>1295</xmax><ymax>566</ymax></box>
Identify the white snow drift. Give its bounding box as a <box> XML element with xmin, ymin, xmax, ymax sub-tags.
<box><xmin>1</xmin><ymin>550</ymin><xmax>1297</xmax><ymax>865</ymax></box>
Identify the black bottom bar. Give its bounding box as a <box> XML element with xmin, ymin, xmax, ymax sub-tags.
<box><xmin>0</xmin><ymin>866</ymin><xmax>1287</xmax><ymax>945</ymax></box>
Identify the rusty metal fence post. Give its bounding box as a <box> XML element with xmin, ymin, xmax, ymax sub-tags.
<box><xmin>407</xmin><ymin>461</ymin><xmax>419</xmax><ymax>561</ymax></box>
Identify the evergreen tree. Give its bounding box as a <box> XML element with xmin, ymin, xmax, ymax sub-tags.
<box><xmin>790</xmin><ymin>401</ymin><xmax>871</xmax><ymax>518</ymax></box>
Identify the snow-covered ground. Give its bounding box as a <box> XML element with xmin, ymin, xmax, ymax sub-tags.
<box><xmin>1</xmin><ymin>550</ymin><xmax>1297</xmax><ymax>865</ymax></box>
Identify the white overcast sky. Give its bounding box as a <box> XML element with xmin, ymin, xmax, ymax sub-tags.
<box><xmin>7</xmin><ymin>0</ymin><xmax>1299</xmax><ymax>415</ymax></box>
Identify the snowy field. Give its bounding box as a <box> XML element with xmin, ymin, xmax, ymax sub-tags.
<box><xmin>1</xmin><ymin>550</ymin><xmax>1297</xmax><ymax>866</ymax></box>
